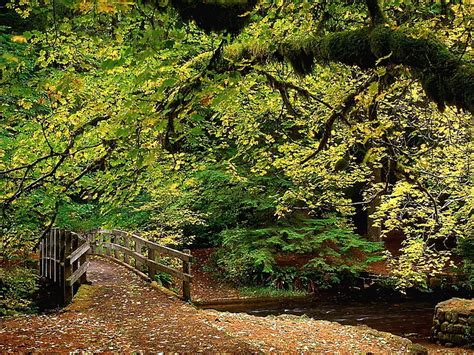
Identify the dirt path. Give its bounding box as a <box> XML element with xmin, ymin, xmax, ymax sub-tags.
<box><xmin>0</xmin><ymin>257</ymin><xmax>255</xmax><ymax>353</ymax></box>
<box><xmin>1</xmin><ymin>257</ymin><xmax>435</xmax><ymax>353</ymax></box>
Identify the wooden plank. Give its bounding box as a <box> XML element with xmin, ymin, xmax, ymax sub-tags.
<box><xmin>123</xmin><ymin>237</ymin><xmax>130</xmax><ymax>264</ymax></box>
<box><xmin>113</xmin><ymin>234</ymin><xmax>120</xmax><ymax>259</ymax></box>
<box><xmin>95</xmin><ymin>232</ymin><xmax>104</xmax><ymax>255</ymax></box>
<box><xmin>101</xmin><ymin>254</ymin><xmax>151</xmax><ymax>282</ymax></box>
<box><xmin>89</xmin><ymin>233</ymin><xmax>96</xmax><ymax>254</ymax></box>
<box><xmin>53</xmin><ymin>229</ymin><xmax>57</xmax><ymax>283</ymax></box>
<box><xmin>41</xmin><ymin>257</ymin><xmax>63</xmax><ymax>262</ymax></box>
<box><xmin>182</xmin><ymin>249</ymin><xmax>192</xmax><ymax>302</ymax></box>
<box><xmin>40</xmin><ymin>239</ymin><xmax>45</xmax><ymax>277</ymax></box>
<box><xmin>72</xmin><ymin>234</ymin><xmax>79</xmax><ymax>273</ymax></box>
<box><xmin>59</xmin><ymin>230</ymin><xmax>66</xmax><ymax>288</ymax></box>
<box><xmin>102</xmin><ymin>232</ymin><xmax>111</xmax><ymax>257</ymax></box>
<box><xmin>47</xmin><ymin>229</ymin><xmax>52</xmax><ymax>279</ymax></box>
<box><xmin>97</xmin><ymin>229</ymin><xmax>128</xmax><ymax>237</ymax></box>
<box><xmin>69</xmin><ymin>241</ymin><xmax>91</xmax><ymax>264</ymax></box>
<box><xmin>111</xmin><ymin>243</ymin><xmax>192</xmax><ymax>282</ymax></box>
<box><xmin>67</xmin><ymin>260</ymin><xmax>90</xmax><ymax>286</ymax></box>
<box><xmin>79</xmin><ymin>241</ymin><xmax>88</xmax><ymax>284</ymax></box>
<box><xmin>39</xmin><ymin>240</ymin><xmax>43</xmax><ymax>277</ymax></box>
<box><xmin>56</xmin><ymin>229</ymin><xmax>62</xmax><ymax>284</ymax></box>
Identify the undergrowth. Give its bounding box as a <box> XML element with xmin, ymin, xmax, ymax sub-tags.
<box><xmin>0</xmin><ymin>266</ymin><xmax>39</xmax><ymax>316</ymax></box>
<box><xmin>212</xmin><ymin>216</ymin><xmax>384</xmax><ymax>291</ymax></box>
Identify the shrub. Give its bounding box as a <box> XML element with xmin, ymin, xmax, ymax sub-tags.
<box><xmin>212</xmin><ymin>216</ymin><xmax>383</xmax><ymax>289</ymax></box>
<box><xmin>0</xmin><ymin>267</ymin><xmax>39</xmax><ymax>316</ymax></box>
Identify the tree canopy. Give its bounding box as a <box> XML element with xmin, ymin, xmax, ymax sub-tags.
<box><xmin>1</xmin><ymin>0</ymin><xmax>473</xmax><ymax>290</ymax></box>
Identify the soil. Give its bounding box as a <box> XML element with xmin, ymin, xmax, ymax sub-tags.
<box><xmin>191</xmin><ymin>248</ymin><xmax>243</xmax><ymax>302</ymax></box>
<box><xmin>1</xmin><ymin>257</ymin><xmax>425</xmax><ymax>353</ymax></box>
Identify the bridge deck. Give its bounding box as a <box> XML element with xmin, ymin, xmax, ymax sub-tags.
<box><xmin>0</xmin><ymin>257</ymin><xmax>254</xmax><ymax>353</ymax></box>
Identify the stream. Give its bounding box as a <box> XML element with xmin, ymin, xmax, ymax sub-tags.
<box><xmin>207</xmin><ymin>297</ymin><xmax>442</xmax><ymax>342</ymax></box>
<box><xmin>246</xmin><ymin>299</ymin><xmax>437</xmax><ymax>340</ymax></box>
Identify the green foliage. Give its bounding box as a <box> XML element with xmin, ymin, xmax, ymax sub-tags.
<box><xmin>0</xmin><ymin>0</ymin><xmax>471</xmax><ymax>294</ymax></box>
<box><xmin>239</xmin><ymin>285</ymin><xmax>307</xmax><ymax>298</ymax></box>
<box><xmin>386</xmin><ymin>238</ymin><xmax>452</xmax><ymax>291</ymax></box>
<box><xmin>154</xmin><ymin>272</ymin><xmax>173</xmax><ymax>288</ymax></box>
<box><xmin>458</xmin><ymin>236</ymin><xmax>474</xmax><ymax>289</ymax></box>
<box><xmin>0</xmin><ymin>267</ymin><xmax>38</xmax><ymax>316</ymax></box>
<box><xmin>213</xmin><ymin>217</ymin><xmax>383</xmax><ymax>289</ymax></box>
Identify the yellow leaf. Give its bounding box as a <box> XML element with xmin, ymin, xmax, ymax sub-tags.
<box><xmin>11</xmin><ymin>35</ymin><xmax>27</xmax><ymax>43</ymax></box>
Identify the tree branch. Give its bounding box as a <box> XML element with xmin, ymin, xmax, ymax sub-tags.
<box><xmin>365</xmin><ymin>0</ymin><xmax>386</xmax><ymax>26</ymax></box>
<box><xmin>300</xmin><ymin>73</ymin><xmax>379</xmax><ymax>164</ymax></box>
<box><xmin>226</xmin><ymin>26</ymin><xmax>474</xmax><ymax>113</ymax></box>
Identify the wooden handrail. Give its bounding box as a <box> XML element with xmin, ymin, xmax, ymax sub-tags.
<box><xmin>104</xmin><ymin>242</ymin><xmax>192</xmax><ymax>282</ymax></box>
<box><xmin>68</xmin><ymin>241</ymin><xmax>90</xmax><ymax>264</ymax></box>
<box><xmin>67</xmin><ymin>260</ymin><xmax>90</xmax><ymax>285</ymax></box>
<box><xmin>97</xmin><ymin>229</ymin><xmax>193</xmax><ymax>262</ymax></box>
<box><xmin>93</xmin><ymin>229</ymin><xmax>193</xmax><ymax>301</ymax></box>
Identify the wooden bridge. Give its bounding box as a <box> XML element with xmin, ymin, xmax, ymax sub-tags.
<box><xmin>39</xmin><ymin>228</ymin><xmax>193</xmax><ymax>304</ymax></box>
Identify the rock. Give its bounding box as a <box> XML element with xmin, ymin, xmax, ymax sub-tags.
<box><xmin>441</xmin><ymin>322</ymin><xmax>449</xmax><ymax>332</ymax></box>
<box><xmin>446</xmin><ymin>311</ymin><xmax>459</xmax><ymax>323</ymax></box>
<box><xmin>452</xmin><ymin>324</ymin><xmax>464</xmax><ymax>334</ymax></box>
<box><xmin>432</xmin><ymin>298</ymin><xmax>474</xmax><ymax>347</ymax></box>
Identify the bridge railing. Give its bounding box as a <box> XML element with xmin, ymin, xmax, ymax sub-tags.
<box><xmin>90</xmin><ymin>229</ymin><xmax>193</xmax><ymax>301</ymax></box>
<box><xmin>39</xmin><ymin>228</ymin><xmax>90</xmax><ymax>304</ymax></box>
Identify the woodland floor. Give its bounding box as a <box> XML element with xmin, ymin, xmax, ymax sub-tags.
<box><xmin>0</xmin><ymin>256</ymin><xmax>446</xmax><ymax>353</ymax></box>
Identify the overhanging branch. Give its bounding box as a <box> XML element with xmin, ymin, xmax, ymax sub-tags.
<box><xmin>226</xmin><ymin>27</ymin><xmax>473</xmax><ymax>113</ymax></box>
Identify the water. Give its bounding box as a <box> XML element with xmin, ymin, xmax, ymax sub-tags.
<box><xmin>213</xmin><ymin>298</ymin><xmax>439</xmax><ymax>341</ymax></box>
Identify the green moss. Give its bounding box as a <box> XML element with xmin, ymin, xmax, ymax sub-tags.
<box><xmin>370</xmin><ymin>26</ymin><xmax>457</xmax><ymax>69</ymax></box>
<box><xmin>278</xmin><ymin>36</ymin><xmax>320</xmax><ymax>75</ymax></box>
<box><xmin>324</xmin><ymin>28</ymin><xmax>375</xmax><ymax>68</ymax></box>
<box><xmin>228</xmin><ymin>24</ymin><xmax>473</xmax><ymax>112</ymax></box>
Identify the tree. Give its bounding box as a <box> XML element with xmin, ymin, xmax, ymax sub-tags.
<box><xmin>1</xmin><ymin>0</ymin><xmax>472</xmax><ymax>289</ymax></box>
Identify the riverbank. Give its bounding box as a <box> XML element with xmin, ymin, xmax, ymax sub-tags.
<box><xmin>189</xmin><ymin>248</ymin><xmax>472</xmax><ymax>353</ymax></box>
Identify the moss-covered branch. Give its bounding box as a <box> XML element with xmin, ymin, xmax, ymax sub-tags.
<box><xmin>226</xmin><ymin>26</ymin><xmax>474</xmax><ymax>113</ymax></box>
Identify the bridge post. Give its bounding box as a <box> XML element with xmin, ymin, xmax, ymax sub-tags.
<box><xmin>182</xmin><ymin>249</ymin><xmax>191</xmax><ymax>302</ymax></box>
<box><xmin>135</xmin><ymin>240</ymin><xmax>143</xmax><ymax>271</ymax></box>
<box><xmin>89</xmin><ymin>232</ymin><xmax>96</xmax><ymax>254</ymax></box>
<box><xmin>96</xmin><ymin>232</ymin><xmax>104</xmax><ymax>255</ymax></box>
<box><xmin>123</xmin><ymin>236</ymin><xmax>130</xmax><ymax>264</ymax></box>
<box><xmin>148</xmin><ymin>248</ymin><xmax>156</xmax><ymax>280</ymax></box>
<box><xmin>79</xmin><ymin>241</ymin><xmax>88</xmax><ymax>285</ymax></box>
<box><xmin>113</xmin><ymin>234</ymin><xmax>120</xmax><ymax>260</ymax></box>
<box><xmin>63</xmin><ymin>231</ymin><xmax>73</xmax><ymax>304</ymax></box>
<box><xmin>105</xmin><ymin>233</ymin><xmax>112</xmax><ymax>257</ymax></box>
